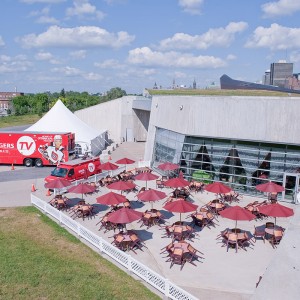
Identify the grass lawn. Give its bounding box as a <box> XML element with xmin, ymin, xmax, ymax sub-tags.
<box><xmin>0</xmin><ymin>114</ymin><xmax>41</xmax><ymax>128</ymax></box>
<box><xmin>0</xmin><ymin>207</ymin><xmax>160</xmax><ymax>300</ymax></box>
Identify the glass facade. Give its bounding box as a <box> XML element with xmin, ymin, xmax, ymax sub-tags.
<box><xmin>152</xmin><ymin>127</ymin><xmax>300</xmax><ymax>198</ymax></box>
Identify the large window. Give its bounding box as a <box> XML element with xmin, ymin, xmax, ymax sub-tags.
<box><xmin>152</xmin><ymin>128</ymin><xmax>300</xmax><ymax>195</ymax></box>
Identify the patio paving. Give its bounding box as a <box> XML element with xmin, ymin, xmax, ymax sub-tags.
<box><xmin>29</xmin><ymin>142</ymin><xmax>298</xmax><ymax>300</ymax></box>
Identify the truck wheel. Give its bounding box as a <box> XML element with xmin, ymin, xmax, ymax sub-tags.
<box><xmin>24</xmin><ymin>158</ymin><xmax>33</xmax><ymax>167</ymax></box>
<box><xmin>35</xmin><ymin>159</ymin><xmax>43</xmax><ymax>167</ymax></box>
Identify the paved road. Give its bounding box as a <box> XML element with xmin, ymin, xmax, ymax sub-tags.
<box><xmin>0</xmin><ymin>166</ymin><xmax>52</xmax><ymax>182</ymax></box>
<box><xmin>0</xmin><ymin>125</ymin><xmax>30</xmax><ymax>131</ymax></box>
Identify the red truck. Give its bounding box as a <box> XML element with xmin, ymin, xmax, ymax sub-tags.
<box><xmin>44</xmin><ymin>157</ymin><xmax>102</xmax><ymax>183</ymax></box>
<box><xmin>0</xmin><ymin>131</ymin><xmax>75</xmax><ymax>167</ymax></box>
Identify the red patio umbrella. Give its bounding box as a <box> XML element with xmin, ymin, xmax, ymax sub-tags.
<box><xmin>219</xmin><ymin>205</ymin><xmax>255</xmax><ymax>231</ymax></box>
<box><xmin>96</xmin><ymin>191</ymin><xmax>127</xmax><ymax>206</ymax></box>
<box><xmin>157</xmin><ymin>162</ymin><xmax>179</xmax><ymax>171</ymax></box>
<box><xmin>135</xmin><ymin>172</ymin><xmax>159</xmax><ymax>189</ymax></box>
<box><xmin>164</xmin><ymin>177</ymin><xmax>190</xmax><ymax>189</ymax></box>
<box><xmin>107</xmin><ymin>181</ymin><xmax>136</xmax><ymax>194</ymax></box>
<box><xmin>101</xmin><ymin>161</ymin><xmax>119</xmax><ymax>171</ymax></box>
<box><xmin>205</xmin><ymin>182</ymin><xmax>232</xmax><ymax>194</ymax></box>
<box><xmin>137</xmin><ymin>189</ymin><xmax>167</xmax><ymax>209</ymax></box>
<box><xmin>258</xmin><ymin>203</ymin><xmax>294</xmax><ymax>225</ymax></box>
<box><xmin>44</xmin><ymin>178</ymin><xmax>72</xmax><ymax>189</ymax></box>
<box><xmin>68</xmin><ymin>183</ymin><xmax>96</xmax><ymax>199</ymax></box>
<box><xmin>163</xmin><ymin>199</ymin><xmax>198</xmax><ymax>221</ymax></box>
<box><xmin>115</xmin><ymin>157</ymin><xmax>135</xmax><ymax>171</ymax></box>
<box><xmin>44</xmin><ymin>178</ymin><xmax>72</xmax><ymax>195</ymax></box>
<box><xmin>107</xmin><ymin>207</ymin><xmax>143</xmax><ymax>224</ymax></box>
<box><xmin>256</xmin><ymin>181</ymin><xmax>285</xmax><ymax>193</ymax></box>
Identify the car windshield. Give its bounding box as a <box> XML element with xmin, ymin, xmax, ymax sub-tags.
<box><xmin>51</xmin><ymin>167</ymin><xmax>68</xmax><ymax>178</ymax></box>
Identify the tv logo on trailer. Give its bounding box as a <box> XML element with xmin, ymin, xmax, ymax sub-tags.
<box><xmin>88</xmin><ymin>163</ymin><xmax>95</xmax><ymax>172</ymax></box>
<box><xmin>17</xmin><ymin>136</ymin><xmax>36</xmax><ymax>155</ymax></box>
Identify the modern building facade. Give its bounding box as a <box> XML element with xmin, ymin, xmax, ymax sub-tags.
<box><xmin>144</xmin><ymin>95</ymin><xmax>300</xmax><ymax>203</ymax></box>
<box><xmin>270</xmin><ymin>61</ymin><xmax>293</xmax><ymax>88</ymax></box>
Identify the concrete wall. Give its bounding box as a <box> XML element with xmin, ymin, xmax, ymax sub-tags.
<box><xmin>75</xmin><ymin>96</ymin><xmax>139</xmax><ymax>144</ymax></box>
<box><xmin>144</xmin><ymin>95</ymin><xmax>300</xmax><ymax>160</ymax></box>
<box><xmin>133</xmin><ymin>109</ymin><xmax>150</xmax><ymax>142</ymax></box>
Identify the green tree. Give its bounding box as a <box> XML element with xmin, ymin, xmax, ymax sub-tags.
<box><xmin>12</xmin><ymin>95</ymin><xmax>30</xmax><ymax>115</ymax></box>
<box><xmin>104</xmin><ymin>87</ymin><xmax>127</xmax><ymax>101</ymax></box>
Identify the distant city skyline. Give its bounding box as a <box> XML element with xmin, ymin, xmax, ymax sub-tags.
<box><xmin>1</xmin><ymin>0</ymin><xmax>300</xmax><ymax>94</ymax></box>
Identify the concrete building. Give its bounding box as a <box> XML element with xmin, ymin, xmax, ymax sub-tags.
<box><xmin>76</xmin><ymin>92</ymin><xmax>300</xmax><ymax>204</ymax></box>
<box><xmin>0</xmin><ymin>91</ymin><xmax>24</xmax><ymax>116</ymax></box>
<box><xmin>270</xmin><ymin>61</ymin><xmax>293</xmax><ymax>88</ymax></box>
<box><xmin>263</xmin><ymin>70</ymin><xmax>271</xmax><ymax>85</ymax></box>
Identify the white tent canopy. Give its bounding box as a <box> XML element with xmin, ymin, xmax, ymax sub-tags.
<box><xmin>25</xmin><ymin>99</ymin><xmax>107</xmax><ymax>156</ymax></box>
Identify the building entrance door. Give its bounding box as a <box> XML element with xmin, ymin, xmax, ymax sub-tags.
<box><xmin>282</xmin><ymin>172</ymin><xmax>300</xmax><ymax>204</ymax></box>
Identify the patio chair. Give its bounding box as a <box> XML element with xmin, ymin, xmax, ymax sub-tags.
<box><xmin>111</xmin><ymin>234</ymin><xmax>125</xmax><ymax>251</ymax></box>
<box><xmin>140</xmin><ymin>212</ymin><xmax>153</xmax><ymax>228</ymax></box>
<box><xmin>169</xmin><ymin>247</ymin><xmax>185</xmax><ymax>270</ymax></box>
<box><xmin>161</xmin><ymin>225</ymin><xmax>172</xmax><ymax>238</ymax></box>
<box><xmin>160</xmin><ymin>242</ymin><xmax>174</xmax><ymax>257</ymax></box>
<box><xmin>226</xmin><ymin>233</ymin><xmax>238</xmax><ymax>253</ymax></box>
<box><xmin>183</xmin><ymin>226</ymin><xmax>196</xmax><ymax>241</ymax></box>
<box><xmin>216</xmin><ymin>228</ymin><xmax>230</xmax><ymax>240</ymax></box>
<box><xmin>191</xmin><ymin>215</ymin><xmax>203</xmax><ymax>229</ymax></box>
<box><xmin>156</xmin><ymin>180</ymin><xmax>165</xmax><ymax>189</ymax></box>
<box><xmin>253</xmin><ymin>226</ymin><xmax>265</xmax><ymax>243</ymax></box>
<box><xmin>129</xmin><ymin>234</ymin><xmax>145</xmax><ymax>254</ymax></box>
<box><xmin>238</xmin><ymin>232</ymin><xmax>253</xmax><ymax>251</ymax></box>
<box><xmin>123</xmin><ymin>200</ymin><xmax>131</xmax><ymax>209</ymax></box>
<box><xmin>155</xmin><ymin>211</ymin><xmax>166</xmax><ymax>225</ymax></box>
<box><xmin>172</xmin><ymin>226</ymin><xmax>184</xmax><ymax>241</ymax></box>
<box><xmin>202</xmin><ymin>212</ymin><xmax>218</xmax><ymax>229</ymax></box>
<box><xmin>269</xmin><ymin>229</ymin><xmax>283</xmax><ymax>248</ymax></box>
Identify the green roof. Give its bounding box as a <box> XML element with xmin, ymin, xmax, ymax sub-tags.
<box><xmin>146</xmin><ymin>89</ymin><xmax>300</xmax><ymax>97</ymax></box>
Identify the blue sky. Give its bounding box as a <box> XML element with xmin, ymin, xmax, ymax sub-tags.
<box><xmin>1</xmin><ymin>0</ymin><xmax>300</xmax><ymax>94</ymax></box>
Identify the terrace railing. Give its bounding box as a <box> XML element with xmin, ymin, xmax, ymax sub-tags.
<box><xmin>31</xmin><ymin>194</ymin><xmax>198</xmax><ymax>300</ymax></box>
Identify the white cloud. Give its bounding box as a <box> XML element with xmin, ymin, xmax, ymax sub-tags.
<box><xmin>83</xmin><ymin>72</ymin><xmax>103</xmax><ymax>80</ymax></box>
<box><xmin>18</xmin><ymin>25</ymin><xmax>135</xmax><ymax>49</ymax></box>
<box><xmin>159</xmin><ymin>22</ymin><xmax>248</xmax><ymax>50</ymax></box>
<box><xmin>35</xmin><ymin>51</ymin><xmax>53</xmax><ymax>60</ymax></box>
<box><xmin>0</xmin><ymin>36</ymin><xmax>5</xmax><ymax>47</ymax></box>
<box><xmin>51</xmin><ymin>66</ymin><xmax>82</xmax><ymax>76</ymax></box>
<box><xmin>143</xmin><ymin>69</ymin><xmax>156</xmax><ymax>75</ymax></box>
<box><xmin>245</xmin><ymin>23</ymin><xmax>300</xmax><ymax>50</ymax></box>
<box><xmin>262</xmin><ymin>0</ymin><xmax>300</xmax><ymax>18</ymax></box>
<box><xmin>290</xmin><ymin>51</ymin><xmax>300</xmax><ymax>63</ymax></box>
<box><xmin>178</xmin><ymin>0</ymin><xmax>204</xmax><ymax>15</ymax></box>
<box><xmin>172</xmin><ymin>71</ymin><xmax>187</xmax><ymax>79</ymax></box>
<box><xmin>35</xmin><ymin>51</ymin><xmax>62</xmax><ymax>64</ymax></box>
<box><xmin>95</xmin><ymin>59</ymin><xmax>124</xmax><ymax>69</ymax></box>
<box><xmin>0</xmin><ymin>55</ymin><xmax>32</xmax><ymax>74</ymax></box>
<box><xmin>21</xmin><ymin>0</ymin><xmax>65</xmax><ymax>3</ymax></box>
<box><xmin>226</xmin><ymin>54</ymin><xmax>236</xmax><ymax>60</ymax></box>
<box><xmin>36</xmin><ymin>16</ymin><xmax>59</xmax><ymax>24</ymax></box>
<box><xmin>70</xmin><ymin>50</ymin><xmax>87</xmax><ymax>59</ymax></box>
<box><xmin>66</xmin><ymin>0</ymin><xmax>105</xmax><ymax>20</ymax></box>
<box><xmin>127</xmin><ymin>47</ymin><xmax>226</xmax><ymax>68</ymax></box>
<box><xmin>0</xmin><ymin>55</ymin><xmax>11</xmax><ymax>62</ymax></box>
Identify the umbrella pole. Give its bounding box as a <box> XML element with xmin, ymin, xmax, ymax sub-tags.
<box><xmin>235</xmin><ymin>220</ymin><xmax>238</xmax><ymax>232</ymax></box>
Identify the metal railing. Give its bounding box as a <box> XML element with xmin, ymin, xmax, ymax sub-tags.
<box><xmin>31</xmin><ymin>194</ymin><xmax>198</xmax><ymax>300</ymax></box>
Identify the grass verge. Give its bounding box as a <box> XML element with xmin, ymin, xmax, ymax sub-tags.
<box><xmin>0</xmin><ymin>114</ymin><xmax>41</xmax><ymax>128</ymax></box>
<box><xmin>0</xmin><ymin>207</ymin><xmax>160</xmax><ymax>300</ymax></box>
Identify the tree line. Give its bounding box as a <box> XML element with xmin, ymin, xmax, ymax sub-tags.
<box><xmin>12</xmin><ymin>87</ymin><xmax>127</xmax><ymax>116</ymax></box>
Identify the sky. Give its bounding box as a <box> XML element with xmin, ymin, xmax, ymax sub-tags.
<box><xmin>1</xmin><ymin>0</ymin><xmax>300</xmax><ymax>94</ymax></box>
